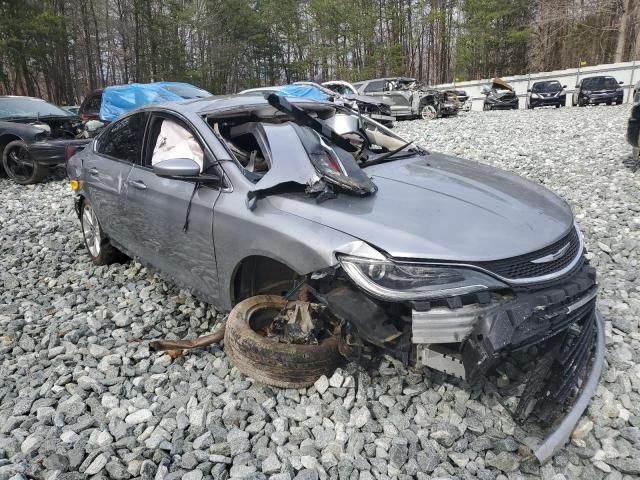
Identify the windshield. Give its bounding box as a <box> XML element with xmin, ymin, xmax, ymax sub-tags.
<box><xmin>325</xmin><ymin>84</ymin><xmax>355</xmax><ymax>96</ymax></box>
<box><xmin>0</xmin><ymin>97</ymin><xmax>74</xmax><ymax>119</ymax></box>
<box><xmin>163</xmin><ymin>85</ymin><xmax>211</xmax><ymax>99</ymax></box>
<box><xmin>532</xmin><ymin>81</ymin><xmax>562</xmax><ymax>93</ymax></box>
<box><xmin>582</xmin><ymin>77</ymin><xmax>619</xmax><ymax>90</ymax></box>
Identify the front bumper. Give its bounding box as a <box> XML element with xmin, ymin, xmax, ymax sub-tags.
<box><xmin>583</xmin><ymin>93</ymin><xmax>623</xmax><ymax>104</ymax></box>
<box><xmin>533</xmin><ymin>308</ymin><xmax>604</xmax><ymax>463</ymax></box>
<box><xmin>530</xmin><ymin>95</ymin><xmax>565</xmax><ymax>107</ymax></box>
<box><xmin>368</xmin><ymin>113</ymin><xmax>395</xmax><ymax>124</ymax></box>
<box><xmin>626</xmin><ymin>106</ymin><xmax>640</xmax><ymax>147</ymax></box>
<box><xmin>485</xmin><ymin>98</ymin><xmax>519</xmax><ymax>110</ymax></box>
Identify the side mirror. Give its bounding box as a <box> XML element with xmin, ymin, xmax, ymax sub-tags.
<box><xmin>153</xmin><ymin>158</ymin><xmax>201</xmax><ymax>177</ymax></box>
<box><xmin>562</xmin><ymin>85</ymin><xmax>567</xmax><ymax>89</ymax></box>
<box><xmin>575</xmin><ymin>84</ymin><xmax>580</xmax><ymax>89</ymax></box>
<box><xmin>619</xmin><ymin>81</ymin><xmax>624</xmax><ymax>85</ymax></box>
<box><xmin>527</xmin><ymin>88</ymin><xmax>531</xmax><ymax>93</ymax></box>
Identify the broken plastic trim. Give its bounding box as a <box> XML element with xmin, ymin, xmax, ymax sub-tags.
<box><xmin>533</xmin><ymin>309</ymin><xmax>604</xmax><ymax>463</ymax></box>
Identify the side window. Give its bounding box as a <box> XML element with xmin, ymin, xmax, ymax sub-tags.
<box><xmin>147</xmin><ymin>117</ymin><xmax>204</xmax><ymax>172</ymax></box>
<box><xmin>96</xmin><ymin>112</ymin><xmax>147</xmax><ymax>163</ymax></box>
<box><xmin>364</xmin><ymin>81</ymin><xmax>385</xmax><ymax>93</ymax></box>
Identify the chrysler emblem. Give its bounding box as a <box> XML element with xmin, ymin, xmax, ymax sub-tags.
<box><xmin>531</xmin><ymin>243</ymin><xmax>571</xmax><ymax>264</ymax></box>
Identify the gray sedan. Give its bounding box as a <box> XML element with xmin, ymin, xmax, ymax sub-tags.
<box><xmin>67</xmin><ymin>94</ymin><xmax>603</xmax><ymax>462</ymax></box>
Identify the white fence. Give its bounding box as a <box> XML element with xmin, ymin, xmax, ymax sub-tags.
<box><xmin>434</xmin><ymin>60</ymin><xmax>640</xmax><ymax>111</ymax></box>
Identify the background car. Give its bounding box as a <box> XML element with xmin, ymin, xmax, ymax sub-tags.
<box><xmin>0</xmin><ymin>95</ymin><xmax>85</xmax><ymax>184</ymax></box>
<box><xmin>526</xmin><ymin>80</ymin><xmax>567</xmax><ymax>109</ymax></box>
<box><xmin>353</xmin><ymin>77</ymin><xmax>458</xmax><ymax>120</ymax></box>
<box><xmin>78</xmin><ymin>82</ymin><xmax>212</xmax><ymax>123</ymax></box>
<box><xmin>78</xmin><ymin>89</ymin><xmax>103</xmax><ymax>121</ymax></box>
<box><xmin>482</xmin><ymin>78</ymin><xmax>519</xmax><ymax>110</ymax></box>
<box><xmin>572</xmin><ymin>76</ymin><xmax>623</xmax><ymax>106</ymax></box>
<box><xmin>627</xmin><ymin>99</ymin><xmax>640</xmax><ymax>161</ymax></box>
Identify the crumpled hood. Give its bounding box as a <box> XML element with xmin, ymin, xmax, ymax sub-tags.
<box><xmin>268</xmin><ymin>153</ymin><xmax>574</xmax><ymax>261</ymax></box>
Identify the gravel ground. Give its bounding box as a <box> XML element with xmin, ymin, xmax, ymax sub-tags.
<box><xmin>1</xmin><ymin>105</ymin><xmax>639</xmax><ymax>480</ymax></box>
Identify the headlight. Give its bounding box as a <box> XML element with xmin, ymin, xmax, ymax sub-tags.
<box><xmin>531</xmin><ymin>93</ymin><xmax>540</xmax><ymax>99</ymax></box>
<box><xmin>616</xmin><ymin>88</ymin><xmax>623</xmax><ymax>92</ymax></box>
<box><xmin>338</xmin><ymin>255</ymin><xmax>507</xmax><ymax>301</ymax></box>
<box><xmin>583</xmin><ymin>90</ymin><xmax>592</xmax><ymax>95</ymax></box>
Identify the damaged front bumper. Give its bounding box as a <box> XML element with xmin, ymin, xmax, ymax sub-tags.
<box><xmin>320</xmin><ymin>259</ymin><xmax>603</xmax><ymax>463</ymax></box>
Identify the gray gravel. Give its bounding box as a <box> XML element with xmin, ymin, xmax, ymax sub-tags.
<box><xmin>1</xmin><ymin>105</ymin><xmax>639</xmax><ymax>480</ymax></box>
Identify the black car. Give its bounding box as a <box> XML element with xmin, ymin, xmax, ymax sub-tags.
<box><xmin>482</xmin><ymin>78</ymin><xmax>519</xmax><ymax>110</ymax></box>
<box><xmin>526</xmin><ymin>80</ymin><xmax>567</xmax><ymax>109</ymax></box>
<box><xmin>627</xmin><ymin>99</ymin><xmax>640</xmax><ymax>161</ymax></box>
<box><xmin>572</xmin><ymin>76</ymin><xmax>623</xmax><ymax>107</ymax></box>
<box><xmin>0</xmin><ymin>96</ymin><xmax>87</xmax><ymax>184</ymax></box>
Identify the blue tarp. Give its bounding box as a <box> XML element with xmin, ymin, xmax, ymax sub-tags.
<box><xmin>275</xmin><ymin>84</ymin><xmax>329</xmax><ymax>101</ymax></box>
<box><xmin>99</xmin><ymin>82</ymin><xmax>209</xmax><ymax>122</ymax></box>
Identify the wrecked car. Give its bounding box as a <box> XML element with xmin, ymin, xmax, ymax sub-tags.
<box><xmin>0</xmin><ymin>95</ymin><xmax>90</xmax><ymax>184</ymax></box>
<box><xmin>240</xmin><ymin>82</ymin><xmax>394</xmax><ymax>127</ymax></box>
<box><xmin>67</xmin><ymin>93</ymin><xmax>603</xmax><ymax>463</ymax></box>
<box><xmin>448</xmin><ymin>89</ymin><xmax>471</xmax><ymax>111</ymax></box>
<box><xmin>353</xmin><ymin>77</ymin><xmax>458</xmax><ymax>120</ymax></box>
<box><xmin>319</xmin><ymin>80</ymin><xmax>394</xmax><ymax>127</ymax></box>
<box><xmin>482</xmin><ymin>78</ymin><xmax>519</xmax><ymax>110</ymax></box>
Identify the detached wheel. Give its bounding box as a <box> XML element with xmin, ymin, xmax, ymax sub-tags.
<box><xmin>2</xmin><ymin>140</ymin><xmax>49</xmax><ymax>185</ymax></box>
<box><xmin>420</xmin><ymin>104</ymin><xmax>438</xmax><ymax>120</ymax></box>
<box><xmin>80</xmin><ymin>199</ymin><xmax>127</xmax><ymax>266</ymax></box>
<box><xmin>224</xmin><ymin>295</ymin><xmax>341</xmax><ymax>388</ymax></box>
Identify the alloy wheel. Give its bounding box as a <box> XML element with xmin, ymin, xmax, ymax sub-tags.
<box><xmin>5</xmin><ymin>144</ymin><xmax>35</xmax><ymax>182</ymax></box>
<box><xmin>421</xmin><ymin>105</ymin><xmax>437</xmax><ymax>120</ymax></box>
<box><xmin>82</xmin><ymin>204</ymin><xmax>101</xmax><ymax>257</ymax></box>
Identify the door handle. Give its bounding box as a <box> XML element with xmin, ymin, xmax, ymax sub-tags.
<box><xmin>129</xmin><ymin>180</ymin><xmax>147</xmax><ymax>190</ymax></box>
<box><xmin>88</xmin><ymin>168</ymin><xmax>99</xmax><ymax>176</ymax></box>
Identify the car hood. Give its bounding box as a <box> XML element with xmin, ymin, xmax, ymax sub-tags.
<box><xmin>268</xmin><ymin>153</ymin><xmax>574</xmax><ymax>261</ymax></box>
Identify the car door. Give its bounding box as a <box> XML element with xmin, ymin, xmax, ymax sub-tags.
<box><xmin>121</xmin><ymin>112</ymin><xmax>222</xmax><ymax>303</ymax></box>
<box><xmin>84</xmin><ymin>111</ymin><xmax>148</xmax><ymax>241</ymax></box>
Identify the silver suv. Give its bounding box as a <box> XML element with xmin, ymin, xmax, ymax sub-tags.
<box><xmin>67</xmin><ymin>94</ymin><xmax>603</xmax><ymax>462</ymax></box>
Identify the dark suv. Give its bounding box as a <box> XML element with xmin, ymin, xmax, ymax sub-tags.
<box><xmin>572</xmin><ymin>76</ymin><xmax>623</xmax><ymax>107</ymax></box>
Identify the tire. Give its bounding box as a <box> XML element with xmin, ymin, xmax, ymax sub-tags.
<box><xmin>80</xmin><ymin>198</ymin><xmax>127</xmax><ymax>266</ymax></box>
<box><xmin>2</xmin><ymin>140</ymin><xmax>49</xmax><ymax>185</ymax></box>
<box><xmin>555</xmin><ymin>104</ymin><xmax>560</xmax><ymax>108</ymax></box>
<box><xmin>420</xmin><ymin>104</ymin><xmax>437</xmax><ymax>120</ymax></box>
<box><xmin>483</xmin><ymin>103</ymin><xmax>490</xmax><ymax>111</ymax></box>
<box><xmin>606</xmin><ymin>100</ymin><xmax>612</xmax><ymax>106</ymax></box>
<box><xmin>224</xmin><ymin>295</ymin><xmax>342</xmax><ymax>388</ymax></box>
<box><xmin>578</xmin><ymin>98</ymin><xmax>586</xmax><ymax>107</ymax></box>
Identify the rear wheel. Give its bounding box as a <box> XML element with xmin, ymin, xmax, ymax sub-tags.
<box><xmin>606</xmin><ymin>100</ymin><xmax>612</xmax><ymax>106</ymax></box>
<box><xmin>80</xmin><ymin>199</ymin><xmax>127</xmax><ymax>266</ymax></box>
<box><xmin>2</xmin><ymin>140</ymin><xmax>49</xmax><ymax>185</ymax></box>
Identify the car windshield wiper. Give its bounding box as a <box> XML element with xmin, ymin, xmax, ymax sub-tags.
<box><xmin>361</xmin><ymin>141</ymin><xmax>417</xmax><ymax>167</ymax></box>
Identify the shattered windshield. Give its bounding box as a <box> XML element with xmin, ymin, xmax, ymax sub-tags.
<box><xmin>207</xmin><ymin>96</ymin><xmax>424</xmax><ymax>205</ymax></box>
<box><xmin>0</xmin><ymin>97</ymin><xmax>74</xmax><ymax>119</ymax></box>
<box><xmin>582</xmin><ymin>77</ymin><xmax>619</xmax><ymax>90</ymax></box>
<box><xmin>532</xmin><ymin>81</ymin><xmax>562</xmax><ymax>93</ymax></box>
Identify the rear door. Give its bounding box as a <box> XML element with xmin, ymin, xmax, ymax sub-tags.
<box><xmin>121</xmin><ymin>112</ymin><xmax>222</xmax><ymax>303</ymax></box>
<box><xmin>84</xmin><ymin>111</ymin><xmax>148</xmax><ymax>241</ymax></box>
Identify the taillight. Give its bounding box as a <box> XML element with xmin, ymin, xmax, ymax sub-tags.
<box><xmin>64</xmin><ymin>144</ymin><xmax>77</xmax><ymax>169</ymax></box>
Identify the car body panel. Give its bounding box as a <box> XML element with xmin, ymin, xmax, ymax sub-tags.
<box><xmin>121</xmin><ymin>165</ymin><xmax>222</xmax><ymax>303</ymax></box>
<box><xmin>267</xmin><ymin>153</ymin><xmax>573</xmax><ymax>262</ymax></box>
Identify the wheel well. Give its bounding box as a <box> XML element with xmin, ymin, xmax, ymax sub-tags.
<box><xmin>232</xmin><ymin>256</ymin><xmax>299</xmax><ymax>304</ymax></box>
<box><xmin>0</xmin><ymin>134</ymin><xmax>22</xmax><ymax>157</ymax></box>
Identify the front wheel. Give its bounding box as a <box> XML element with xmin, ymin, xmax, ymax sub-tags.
<box><xmin>420</xmin><ymin>104</ymin><xmax>438</xmax><ymax>120</ymax></box>
<box><xmin>2</xmin><ymin>140</ymin><xmax>49</xmax><ymax>185</ymax></box>
<box><xmin>483</xmin><ymin>103</ymin><xmax>490</xmax><ymax>111</ymax></box>
<box><xmin>80</xmin><ymin>199</ymin><xmax>127</xmax><ymax>266</ymax></box>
